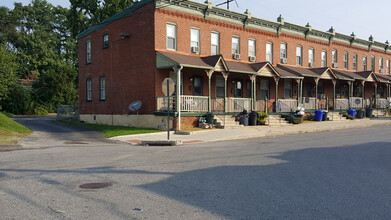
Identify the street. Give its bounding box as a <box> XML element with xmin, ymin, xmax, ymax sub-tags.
<box><xmin>0</xmin><ymin>121</ymin><xmax>391</xmax><ymax>219</ymax></box>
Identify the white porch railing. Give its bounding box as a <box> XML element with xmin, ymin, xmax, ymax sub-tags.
<box><xmin>376</xmin><ymin>98</ymin><xmax>389</xmax><ymax>109</ymax></box>
<box><xmin>256</xmin><ymin>100</ymin><xmax>267</xmax><ymax>112</ymax></box>
<box><xmin>279</xmin><ymin>99</ymin><xmax>298</xmax><ymax>112</ymax></box>
<box><xmin>156</xmin><ymin>96</ymin><xmax>174</xmax><ymax>111</ymax></box>
<box><xmin>181</xmin><ymin>95</ymin><xmax>208</xmax><ymax>112</ymax></box>
<box><xmin>301</xmin><ymin>97</ymin><xmax>316</xmax><ymax>110</ymax></box>
<box><xmin>227</xmin><ymin>97</ymin><xmax>252</xmax><ymax>112</ymax></box>
<box><xmin>349</xmin><ymin>97</ymin><xmax>364</xmax><ymax>109</ymax></box>
<box><xmin>212</xmin><ymin>98</ymin><xmax>224</xmax><ymax>112</ymax></box>
<box><xmin>335</xmin><ymin>98</ymin><xmax>349</xmax><ymax>110</ymax></box>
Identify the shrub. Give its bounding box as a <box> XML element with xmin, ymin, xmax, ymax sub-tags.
<box><xmin>257</xmin><ymin>111</ymin><xmax>268</xmax><ymax>125</ymax></box>
<box><xmin>342</xmin><ymin>113</ymin><xmax>354</xmax><ymax>120</ymax></box>
<box><xmin>34</xmin><ymin>106</ymin><xmax>48</xmax><ymax>115</ymax></box>
<box><xmin>281</xmin><ymin>114</ymin><xmax>303</xmax><ymax>124</ymax></box>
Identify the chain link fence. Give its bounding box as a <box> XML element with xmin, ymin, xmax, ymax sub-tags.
<box><xmin>56</xmin><ymin>105</ymin><xmax>79</xmax><ymax>121</ymax></box>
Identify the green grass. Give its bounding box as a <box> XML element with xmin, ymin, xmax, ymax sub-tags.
<box><xmin>54</xmin><ymin>120</ymin><xmax>163</xmax><ymax>138</ymax></box>
<box><xmin>0</xmin><ymin>112</ymin><xmax>32</xmax><ymax>146</ymax></box>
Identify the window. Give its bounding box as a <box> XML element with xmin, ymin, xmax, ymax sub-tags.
<box><xmin>379</xmin><ymin>57</ymin><xmax>384</xmax><ymax>73</ymax></box>
<box><xmin>266</xmin><ymin>42</ymin><xmax>273</xmax><ymax>63</ymax></box>
<box><xmin>260</xmin><ymin>79</ymin><xmax>269</xmax><ymax>100</ymax></box>
<box><xmin>353</xmin><ymin>54</ymin><xmax>357</xmax><ymax>71</ymax></box>
<box><xmin>103</xmin><ymin>34</ymin><xmax>109</xmax><ymax>49</ymax></box>
<box><xmin>284</xmin><ymin>79</ymin><xmax>292</xmax><ymax>99</ymax></box>
<box><xmin>100</xmin><ymin>76</ymin><xmax>106</xmax><ymax>101</ymax></box>
<box><xmin>371</xmin><ymin>55</ymin><xmax>375</xmax><ymax>71</ymax></box>
<box><xmin>166</xmin><ymin>23</ymin><xmax>177</xmax><ymax>50</ymax></box>
<box><xmin>248</xmin><ymin>39</ymin><xmax>256</xmax><ymax>58</ymax></box>
<box><xmin>332</xmin><ymin>50</ymin><xmax>337</xmax><ymax>67</ymax></box>
<box><xmin>280</xmin><ymin>42</ymin><xmax>287</xmax><ymax>62</ymax></box>
<box><xmin>363</xmin><ymin>56</ymin><xmax>367</xmax><ymax>71</ymax></box>
<box><xmin>321</xmin><ymin>50</ymin><xmax>327</xmax><ymax>67</ymax></box>
<box><xmin>86</xmin><ymin>40</ymin><xmax>91</xmax><ymax>64</ymax></box>
<box><xmin>308</xmin><ymin>48</ymin><xmax>314</xmax><ymax>67</ymax></box>
<box><xmin>193</xmin><ymin>76</ymin><xmax>203</xmax><ymax>96</ymax></box>
<box><xmin>211</xmin><ymin>32</ymin><xmax>219</xmax><ymax>55</ymax></box>
<box><xmin>246</xmin><ymin>81</ymin><xmax>252</xmax><ymax>98</ymax></box>
<box><xmin>216</xmin><ymin>76</ymin><xmax>225</xmax><ymax>98</ymax></box>
<box><xmin>387</xmin><ymin>59</ymin><xmax>390</xmax><ymax>74</ymax></box>
<box><xmin>296</xmin><ymin>45</ymin><xmax>302</xmax><ymax>66</ymax></box>
<box><xmin>343</xmin><ymin>52</ymin><xmax>348</xmax><ymax>69</ymax></box>
<box><xmin>86</xmin><ymin>78</ymin><xmax>92</xmax><ymax>101</ymax></box>
<box><xmin>190</xmin><ymin>28</ymin><xmax>200</xmax><ymax>54</ymax></box>
<box><xmin>232</xmin><ymin>36</ymin><xmax>240</xmax><ymax>56</ymax></box>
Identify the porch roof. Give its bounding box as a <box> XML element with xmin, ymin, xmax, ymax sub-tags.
<box><xmin>225</xmin><ymin>60</ymin><xmax>258</xmax><ymax>74</ymax></box>
<box><xmin>157</xmin><ymin>51</ymin><xmax>217</xmax><ymax>70</ymax></box>
<box><xmin>330</xmin><ymin>69</ymin><xmax>363</xmax><ymax>81</ymax></box>
<box><xmin>355</xmin><ymin>71</ymin><xmax>379</xmax><ymax>82</ymax></box>
<box><xmin>273</xmin><ymin>66</ymin><xmax>303</xmax><ymax>79</ymax></box>
<box><xmin>276</xmin><ymin>64</ymin><xmax>336</xmax><ymax>79</ymax></box>
<box><xmin>375</xmin><ymin>74</ymin><xmax>391</xmax><ymax>83</ymax></box>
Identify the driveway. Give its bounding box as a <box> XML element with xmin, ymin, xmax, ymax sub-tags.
<box><xmin>13</xmin><ymin>116</ymin><xmax>116</xmax><ymax>149</ymax></box>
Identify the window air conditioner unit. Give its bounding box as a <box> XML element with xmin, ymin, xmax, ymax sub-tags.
<box><xmin>380</xmin><ymin>69</ymin><xmax>384</xmax><ymax>73</ymax></box>
<box><xmin>281</xmin><ymin>58</ymin><xmax>287</xmax><ymax>64</ymax></box>
<box><xmin>309</xmin><ymin>63</ymin><xmax>314</xmax><ymax>68</ymax></box>
<box><xmin>191</xmin><ymin>46</ymin><xmax>199</xmax><ymax>54</ymax></box>
<box><xmin>249</xmin><ymin>56</ymin><xmax>256</xmax><ymax>62</ymax></box>
<box><xmin>333</xmin><ymin>63</ymin><xmax>338</xmax><ymax>68</ymax></box>
<box><xmin>233</xmin><ymin>53</ymin><xmax>241</xmax><ymax>60</ymax></box>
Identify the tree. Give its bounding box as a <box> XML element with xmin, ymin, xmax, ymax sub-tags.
<box><xmin>0</xmin><ymin>45</ymin><xmax>18</xmax><ymax>108</ymax></box>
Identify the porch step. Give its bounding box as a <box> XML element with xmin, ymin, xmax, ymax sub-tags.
<box><xmin>266</xmin><ymin>115</ymin><xmax>293</xmax><ymax>126</ymax></box>
<box><xmin>327</xmin><ymin>112</ymin><xmax>348</xmax><ymax>121</ymax></box>
<box><xmin>213</xmin><ymin>115</ymin><xmax>243</xmax><ymax>129</ymax></box>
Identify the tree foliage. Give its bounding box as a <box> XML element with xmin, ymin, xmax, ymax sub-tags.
<box><xmin>1</xmin><ymin>0</ymin><xmax>135</xmax><ymax>114</ymax></box>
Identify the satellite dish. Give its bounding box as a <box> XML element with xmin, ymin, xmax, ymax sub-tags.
<box><xmin>129</xmin><ymin>101</ymin><xmax>142</xmax><ymax>112</ymax></box>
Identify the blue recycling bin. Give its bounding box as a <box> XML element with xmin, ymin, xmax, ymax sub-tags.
<box><xmin>315</xmin><ymin>110</ymin><xmax>324</xmax><ymax>121</ymax></box>
<box><xmin>347</xmin><ymin>109</ymin><xmax>356</xmax><ymax>118</ymax></box>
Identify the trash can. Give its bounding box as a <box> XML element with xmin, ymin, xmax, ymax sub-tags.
<box><xmin>347</xmin><ymin>109</ymin><xmax>356</xmax><ymax>118</ymax></box>
<box><xmin>322</xmin><ymin>111</ymin><xmax>328</xmax><ymax>121</ymax></box>
<box><xmin>356</xmin><ymin>109</ymin><xmax>365</xmax><ymax>119</ymax></box>
<box><xmin>365</xmin><ymin>108</ymin><xmax>373</xmax><ymax>118</ymax></box>
<box><xmin>315</xmin><ymin>110</ymin><xmax>324</xmax><ymax>121</ymax></box>
<box><xmin>239</xmin><ymin>110</ymin><xmax>249</xmax><ymax>126</ymax></box>
<box><xmin>249</xmin><ymin>111</ymin><xmax>260</xmax><ymax>126</ymax></box>
<box><xmin>205</xmin><ymin>113</ymin><xmax>214</xmax><ymax>124</ymax></box>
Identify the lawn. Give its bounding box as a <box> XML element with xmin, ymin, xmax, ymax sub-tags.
<box><xmin>54</xmin><ymin>120</ymin><xmax>163</xmax><ymax>138</ymax></box>
<box><xmin>0</xmin><ymin>112</ymin><xmax>32</xmax><ymax>146</ymax></box>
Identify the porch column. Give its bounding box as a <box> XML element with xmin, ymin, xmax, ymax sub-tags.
<box><xmin>175</xmin><ymin>65</ymin><xmax>183</xmax><ymax>131</ymax></box>
<box><xmin>300</xmin><ymin>79</ymin><xmax>303</xmax><ymax>104</ymax></box>
<box><xmin>347</xmin><ymin>81</ymin><xmax>352</xmax><ymax>109</ymax></box>
<box><xmin>205</xmin><ymin>70</ymin><xmax>214</xmax><ymax>113</ymax></box>
<box><xmin>374</xmin><ymin>83</ymin><xmax>378</xmax><ymax>108</ymax></box>
<box><xmin>296</xmin><ymin>79</ymin><xmax>301</xmax><ymax>106</ymax></box>
<box><xmin>332</xmin><ymin>79</ymin><xmax>337</xmax><ymax>110</ymax></box>
<box><xmin>388</xmin><ymin>84</ymin><xmax>390</xmax><ymax>98</ymax></box>
<box><xmin>274</xmin><ymin>77</ymin><xmax>280</xmax><ymax>113</ymax></box>
<box><xmin>361</xmin><ymin>81</ymin><xmax>365</xmax><ymax>108</ymax></box>
<box><xmin>250</xmin><ymin>75</ymin><xmax>256</xmax><ymax>110</ymax></box>
<box><xmin>314</xmin><ymin>78</ymin><xmax>319</xmax><ymax>110</ymax></box>
<box><xmin>222</xmin><ymin>72</ymin><xmax>229</xmax><ymax>113</ymax></box>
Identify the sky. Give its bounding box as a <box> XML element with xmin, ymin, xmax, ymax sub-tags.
<box><xmin>2</xmin><ymin>0</ymin><xmax>391</xmax><ymax>44</ymax></box>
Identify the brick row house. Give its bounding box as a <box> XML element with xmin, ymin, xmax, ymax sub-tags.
<box><xmin>78</xmin><ymin>0</ymin><xmax>391</xmax><ymax>129</ymax></box>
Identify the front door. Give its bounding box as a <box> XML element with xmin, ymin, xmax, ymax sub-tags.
<box><xmin>193</xmin><ymin>76</ymin><xmax>203</xmax><ymax>96</ymax></box>
<box><xmin>234</xmin><ymin>80</ymin><xmax>243</xmax><ymax>98</ymax></box>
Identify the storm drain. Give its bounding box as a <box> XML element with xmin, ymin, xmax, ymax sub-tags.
<box><xmin>79</xmin><ymin>182</ymin><xmax>112</xmax><ymax>189</ymax></box>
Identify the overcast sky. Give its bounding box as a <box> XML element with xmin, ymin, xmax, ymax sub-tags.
<box><xmin>2</xmin><ymin>0</ymin><xmax>391</xmax><ymax>43</ymax></box>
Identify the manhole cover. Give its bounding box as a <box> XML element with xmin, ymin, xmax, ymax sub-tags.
<box><xmin>79</xmin><ymin>182</ymin><xmax>112</xmax><ymax>189</ymax></box>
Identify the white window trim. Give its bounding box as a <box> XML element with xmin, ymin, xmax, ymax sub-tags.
<box><xmin>190</xmin><ymin>27</ymin><xmax>200</xmax><ymax>54</ymax></box>
<box><xmin>166</xmin><ymin>23</ymin><xmax>177</xmax><ymax>51</ymax></box>
<box><xmin>211</xmin><ymin>31</ymin><xmax>220</xmax><ymax>56</ymax></box>
<box><xmin>248</xmin><ymin>38</ymin><xmax>256</xmax><ymax>57</ymax></box>
<box><xmin>232</xmin><ymin>36</ymin><xmax>240</xmax><ymax>55</ymax></box>
<box><xmin>266</xmin><ymin>42</ymin><xmax>273</xmax><ymax>64</ymax></box>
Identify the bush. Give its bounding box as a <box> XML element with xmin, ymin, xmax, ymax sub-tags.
<box><xmin>281</xmin><ymin>114</ymin><xmax>303</xmax><ymax>124</ymax></box>
<box><xmin>342</xmin><ymin>113</ymin><xmax>354</xmax><ymax>120</ymax></box>
<box><xmin>257</xmin><ymin>111</ymin><xmax>268</xmax><ymax>125</ymax></box>
<box><xmin>34</xmin><ymin>106</ymin><xmax>48</xmax><ymax>115</ymax></box>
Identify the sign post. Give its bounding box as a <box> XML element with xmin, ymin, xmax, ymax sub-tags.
<box><xmin>163</xmin><ymin>78</ymin><xmax>175</xmax><ymax>140</ymax></box>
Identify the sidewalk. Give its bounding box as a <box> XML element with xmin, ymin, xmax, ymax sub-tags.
<box><xmin>110</xmin><ymin>118</ymin><xmax>391</xmax><ymax>146</ymax></box>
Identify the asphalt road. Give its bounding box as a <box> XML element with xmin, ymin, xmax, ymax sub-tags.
<box><xmin>0</xmin><ymin>119</ymin><xmax>391</xmax><ymax>219</ymax></box>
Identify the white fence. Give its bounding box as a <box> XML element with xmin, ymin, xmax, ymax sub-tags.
<box><xmin>157</xmin><ymin>96</ymin><xmax>208</xmax><ymax>112</ymax></box>
<box><xmin>302</xmin><ymin>97</ymin><xmax>316</xmax><ymax>110</ymax></box>
<box><xmin>376</xmin><ymin>98</ymin><xmax>389</xmax><ymax>109</ymax></box>
<box><xmin>227</xmin><ymin>97</ymin><xmax>252</xmax><ymax>112</ymax></box>
<box><xmin>256</xmin><ymin>100</ymin><xmax>267</xmax><ymax>112</ymax></box>
<box><xmin>156</xmin><ymin>96</ymin><xmax>174</xmax><ymax>111</ymax></box>
<box><xmin>212</xmin><ymin>98</ymin><xmax>225</xmax><ymax>112</ymax></box>
<box><xmin>279</xmin><ymin>99</ymin><xmax>298</xmax><ymax>112</ymax></box>
<box><xmin>335</xmin><ymin>98</ymin><xmax>349</xmax><ymax>110</ymax></box>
